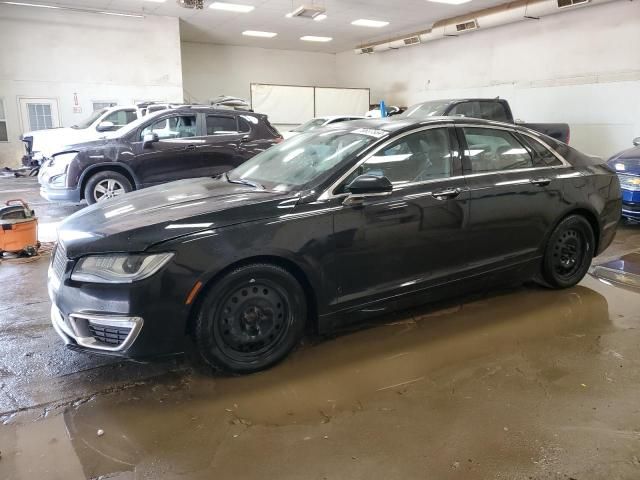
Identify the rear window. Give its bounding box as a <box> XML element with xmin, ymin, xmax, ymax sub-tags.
<box><xmin>262</xmin><ymin>117</ymin><xmax>281</xmax><ymax>138</ymax></box>
<box><xmin>206</xmin><ymin>115</ymin><xmax>238</xmax><ymax>135</ymax></box>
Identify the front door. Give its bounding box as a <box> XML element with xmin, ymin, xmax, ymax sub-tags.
<box><xmin>18</xmin><ymin>97</ymin><xmax>61</xmax><ymax>133</ymax></box>
<box><xmin>130</xmin><ymin>113</ymin><xmax>203</xmax><ymax>186</ymax></box>
<box><xmin>330</xmin><ymin>125</ymin><xmax>470</xmax><ymax>312</ymax></box>
<box><xmin>457</xmin><ymin>125</ymin><xmax>567</xmax><ymax>272</ymax></box>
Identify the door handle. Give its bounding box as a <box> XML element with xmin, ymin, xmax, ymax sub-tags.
<box><xmin>185</xmin><ymin>144</ymin><xmax>196</xmax><ymax>151</ymax></box>
<box><xmin>530</xmin><ymin>178</ymin><xmax>551</xmax><ymax>186</ymax></box>
<box><xmin>431</xmin><ymin>187</ymin><xmax>461</xmax><ymax>200</ymax></box>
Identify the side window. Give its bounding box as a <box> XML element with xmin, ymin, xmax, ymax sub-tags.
<box><xmin>206</xmin><ymin>115</ymin><xmax>238</xmax><ymax>135</ymax></box>
<box><xmin>140</xmin><ymin>115</ymin><xmax>197</xmax><ymax>140</ymax></box>
<box><xmin>462</xmin><ymin>127</ymin><xmax>533</xmax><ymax>173</ymax></box>
<box><xmin>347</xmin><ymin>128</ymin><xmax>452</xmax><ymax>186</ymax></box>
<box><xmin>520</xmin><ymin>135</ymin><xmax>563</xmax><ymax>167</ymax></box>
<box><xmin>479</xmin><ymin>102</ymin><xmax>509</xmax><ymax>122</ymax></box>
<box><xmin>449</xmin><ymin>101</ymin><xmax>481</xmax><ymax>119</ymax></box>
<box><xmin>103</xmin><ymin>109</ymin><xmax>137</xmax><ymax>128</ymax></box>
<box><xmin>238</xmin><ymin>117</ymin><xmax>251</xmax><ymax>133</ymax></box>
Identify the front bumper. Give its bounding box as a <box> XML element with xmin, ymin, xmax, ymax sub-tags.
<box><xmin>40</xmin><ymin>185</ymin><xmax>82</xmax><ymax>203</ymax></box>
<box><xmin>621</xmin><ymin>189</ymin><xmax>640</xmax><ymax>219</ymax></box>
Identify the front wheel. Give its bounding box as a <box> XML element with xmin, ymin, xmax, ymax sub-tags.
<box><xmin>84</xmin><ymin>171</ymin><xmax>133</xmax><ymax>205</ymax></box>
<box><xmin>194</xmin><ymin>264</ymin><xmax>307</xmax><ymax>374</ymax></box>
<box><xmin>540</xmin><ymin>215</ymin><xmax>595</xmax><ymax>289</ymax></box>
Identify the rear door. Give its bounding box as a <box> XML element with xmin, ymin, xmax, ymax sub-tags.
<box><xmin>330</xmin><ymin>125</ymin><xmax>471</xmax><ymax>311</ymax></box>
<box><xmin>457</xmin><ymin>124</ymin><xmax>568</xmax><ymax>272</ymax></box>
<box><xmin>129</xmin><ymin>112</ymin><xmax>203</xmax><ymax>186</ymax></box>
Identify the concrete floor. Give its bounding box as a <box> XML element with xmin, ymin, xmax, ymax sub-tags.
<box><xmin>1</xmin><ymin>176</ymin><xmax>639</xmax><ymax>480</ymax></box>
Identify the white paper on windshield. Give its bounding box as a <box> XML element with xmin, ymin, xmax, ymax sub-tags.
<box><xmin>352</xmin><ymin>128</ymin><xmax>388</xmax><ymax>139</ymax></box>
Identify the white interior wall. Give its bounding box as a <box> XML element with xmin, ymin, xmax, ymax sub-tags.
<box><xmin>181</xmin><ymin>42</ymin><xmax>338</xmax><ymax>130</ymax></box>
<box><xmin>335</xmin><ymin>0</ymin><xmax>640</xmax><ymax>158</ymax></box>
<box><xmin>0</xmin><ymin>6</ymin><xmax>184</xmax><ymax>168</ymax></box>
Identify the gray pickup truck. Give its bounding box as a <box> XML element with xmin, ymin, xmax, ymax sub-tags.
<box><xmin>401</xmin><ymin>98</ymin><xmax>570</xmax><ymax>144</ymax></box>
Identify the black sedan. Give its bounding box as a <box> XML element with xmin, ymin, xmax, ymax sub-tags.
<box><xmin>38</xmin><ymin>106</ymin><xmax>282</xmax><ymax>204</ymax></box>
<box><xmin>49</xmin><ymin>117</ymin><xmax>622</xmax><ymax>374</ymax></box>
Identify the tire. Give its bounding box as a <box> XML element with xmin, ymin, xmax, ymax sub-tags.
<box><xmin>84</xmin><ymin>171</ymin><xmax>133</xmax><ymax>205</ymax></box>
<box><xmin>540</xmin><ymin>214</ymin><xmax>595</xmax><ymax>289</ymax></box>
<box><xmin>194</xmin><ymin>263</ymin><xmax>307</xmax><ymax>374</ymax></box>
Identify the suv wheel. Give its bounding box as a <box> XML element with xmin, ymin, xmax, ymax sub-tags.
<box><xmin>194</xmin><ymin>264</ymin><xmax>307</xmax><ymax>374</ymax></box>
<box><xmin>84</xmin><ymin>171</ymin><xmax>133</xmax><ymax>204</ymax></box>
<box><xmin>540</xmin><ymin>214</ymin><xmax>595</xmax><ymax>289</ymax></box>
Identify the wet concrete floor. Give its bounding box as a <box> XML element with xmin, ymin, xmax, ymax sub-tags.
<box><xmin>1</xmin><ymin>176</ymin><xmax>640</xmax><ymax>479</ymax></box>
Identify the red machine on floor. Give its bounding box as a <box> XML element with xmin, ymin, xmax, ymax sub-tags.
<box><xmin>0</xmin><ymin>199</ymin><xmax>39</xmax><ymax>257</ymax></box>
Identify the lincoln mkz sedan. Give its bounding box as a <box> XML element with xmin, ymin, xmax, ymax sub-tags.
<box><xmin>49</xmin><ymin>117</ymin><xmax>622</xmax><ymax>373</ymax></box>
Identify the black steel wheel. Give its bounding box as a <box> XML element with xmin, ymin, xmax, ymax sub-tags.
<box><xmin>194</xmin><ymin>263</ymin><xmax>307</xmax><ymax>374</ymax></box>
<box><xmin>541</xmin><ymin>214</ymin><xmax>595</xmax><ymax>289</ymax></box>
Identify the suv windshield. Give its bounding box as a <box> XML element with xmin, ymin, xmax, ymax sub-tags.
<box><xmin>400</xmin><ymin>101</ymin><xmax>451</xmax><ymax>119</ymax></box>
<box><xmin>71</xmin><ymin>109</ymin><xmax>107</xmax><ymax>129</ymax></box>
<box><xmin>291</xmin><ymin>118</ymin><xmax>327</xmax><ymax>133</ymax></box>
<box><xmin>228</xmin><ymin>129</ymin><xmax>381</xmax><ymax>191</ymax></box>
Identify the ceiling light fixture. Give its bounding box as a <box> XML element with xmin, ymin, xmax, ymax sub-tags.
<box><xmin>2</xmin><ymin>1</ymin><xmax>60</xmax><ymax>8</ymax></box>
<box><xmin>427</xmin><ymin>0</ymin><xmax>472</xmax><ymax>4</ymax></box>
<box><xmin>313</xmin><ymin>13</ymin><xmax>327</xmax><ymax>21</ymax></box>
<box><xmin>351</xmin><ymin>19</ymin><xmax>389</xmax><ymax>27</ymax></box>
<box><xmin>209</xmin><ymin>2</ymin><xmax>254</xmax><ymax>12</ymax></box>
<box><xmin>143</xmin><ymin>0</ymin><xmax>166</xmax><ymax>2</ymax></box>
<box><xmin>300</xmin><ymin>35</ymin><xmax>332</xmax><ymax>42</ymax></box>
<box><xmin>242</xmin><ymin>30</ymin><xmax>277</xmax><ymax>37</ymax></box>
<box><xmin>98</xmin><ymin>11</ymin><xmax>144</xmax><ymax>17</ymax></box>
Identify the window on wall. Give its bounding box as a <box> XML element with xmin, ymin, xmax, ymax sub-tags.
<box><xmin>93</xmin><ymin>102</ymin><xmax>117</xmax><ymax>111</ymax></box>
<box><xmin>0</xmin><ymin>99</ymin><xmax>7</xmax><ymax>142</ymax></box>
<box><xmin>27</xmin><ymin>103</ymin><xmax>54</xmax><ymax>131</ymax></box>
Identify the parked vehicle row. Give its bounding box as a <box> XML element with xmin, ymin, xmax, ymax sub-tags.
<box><xmin>49</xmin><ymin>117</ymin><xmax>622</xmax><ymax>373</ymax></box>
<box><xmin>38</xmin><ymin>106</ymin><xmax>282</xmax><ymax>204</ymax></box>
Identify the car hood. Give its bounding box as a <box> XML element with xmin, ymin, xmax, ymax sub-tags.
<box><xmin>608</xmin><ymin>146</ymin><xmax>640</xmax><ymax>174</ymax></box>
<box><xmin>23</xmin><ymin>127</ymin><xmax>116</xmax><ymax>158</ymax></box>
<box><xmin>57</xmin><ymin>177</ymin><xmax>299</xmax><ymax>258</ymax></box>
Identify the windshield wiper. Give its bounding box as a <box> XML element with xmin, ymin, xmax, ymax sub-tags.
<box><xmin>224</xmin><ymin>172</ymin><xmax>264</xmax><ymax>190</ymax></box>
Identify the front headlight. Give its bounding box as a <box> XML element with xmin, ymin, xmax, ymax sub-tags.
<box><xmin>71</xmin><ymin>253</ymin><xmax>174</xmax><ymax>283</ymax></box>
<box><xmin>48</xmin><ymin>152</ymin><xmax>76</xmax><ymax>176</ymax></box>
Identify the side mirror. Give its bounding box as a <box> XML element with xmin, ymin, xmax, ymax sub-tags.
<box><xmin>96</xmin><ymin>121</ymin><xmax>115</xmax><ymax>132</ymax></box>
<box><xmin>143</xmin><ymin>132</ymin><xmax>159</xmax><ymax>148</ymax></box>
<box><xmin>633</xmin><ymin>137</ymin><xmax>640</xmax><ymax>147</ymax></box>
<box><xmin>343</xmin><ymin>174</ymin><xmax>393</xmax><ymax>206</ymax></box>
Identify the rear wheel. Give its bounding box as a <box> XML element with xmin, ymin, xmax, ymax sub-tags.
<box><xmin>84</xmin><ymin>171</ymin><xmax>132</xmax><ymax>205</ymax></box>
<box><xmin>194</xmin><ymin>264</ymin><xmax>306</xmax><ymax>374</ymax></box>
<box><xmin>540</xmin><ymin>215</ymin><xmax>595</xmax><ymax>289</ymax></box>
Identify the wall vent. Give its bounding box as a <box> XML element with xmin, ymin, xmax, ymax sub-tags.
<box><xmin>455</xmin><ymin>19</ymin><xmax>479</xmax><ymax>32</ymax></box>
<box><xmin>403</xmin><ymin>36</ymin><xmax>421</xmax><ymax>46</ymax></box>
<box><xmin>557</xmin><ymin>0</ymin><xmax>589</xmax><ymax>8</ymax></box>
<box><xmin>290</xmin><ymin>4</ymin><xmax>326</xmax><ymax>18</ymax></box>
<box><xmin>176</xmin><ymin>0</ymin><xmax>203</xmax><ymax>9</ymax></box>
<box><xmin>360</xmin><ymin>47</ymin><xmax>375</xmax><ymax>54</ymax></box>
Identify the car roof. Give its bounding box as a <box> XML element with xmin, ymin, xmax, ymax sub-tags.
<box><xmin>164</xmin><ymin>106</ymin><xmax>262</xmax><ymax>116</ymax></box>
<box><xmin>323</xmin><ymin>116</ymin><xmax>524</xmax><ymax>134</ymax></box>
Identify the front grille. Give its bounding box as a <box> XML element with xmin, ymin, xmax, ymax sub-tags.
<box><xmin>618</xmin><ymin>174</ymin><xmax>640</xmax><ymax>191</ymax></box>
<box><xmin>52</xmin><ymin>243</ymin><xmax>67</xmax><ymax>279</ymax></box>
<box><xmin>622</xmin><ymin>202</ymin><xmax>640</xmax><ymax>212</ymax></box>
<box><xmin>88</xmin><ymin>324</ymin><xmax>132</xmax><ymax>346</ymax></box>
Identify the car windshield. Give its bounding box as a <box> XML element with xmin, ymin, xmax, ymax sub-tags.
<box><xmin>117</xmin><ymin>109</ymin><xmax>166</xmax><ymax>137</ymax></box>
<box><xmin>228</xmin><ymin>129</ymin><xmax>382</xmax><ymax>191</ymax></box>
<box><xmin>71</xmin><ymin>109</ymin><xmax>107</xmax><ymax>129</ymax></box>
<box><xmin>291</xmin><ymin>118</ymin><xmax>328</xmax><ymax>133</ymax></box>
<box><xmin>399</xmin><ymin>101</ymin><xmax>452</xmax><ymax>119</ymax></box>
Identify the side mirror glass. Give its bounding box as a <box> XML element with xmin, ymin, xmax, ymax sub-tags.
<box><xmin>143</xmin><ymin>132</ymin><xmax>159</xmax><ymax>148</ymax></box>
<box><xmin>633</xmin><ymin>137</ymin><xmax>640</xmax><ymax>147</ymax></box>
<box><xmin>96</xmin><ymin>121</ymin><xmax>115</xmax><ymax>132</ymax></box>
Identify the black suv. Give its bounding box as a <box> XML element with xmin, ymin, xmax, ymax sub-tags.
<box><xmin>38</xmin><ymin>107</ymin><xmax>282</xmax><ymax>204</ymax></box>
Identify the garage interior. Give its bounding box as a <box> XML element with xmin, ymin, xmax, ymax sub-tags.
<box><xmin>1</xmin><ymin>0</ymin><xmax>640</xmax><ymax>478</ymax></box>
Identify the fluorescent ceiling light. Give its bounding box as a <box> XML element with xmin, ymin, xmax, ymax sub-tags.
<box><xmin>98</xmin><ymin>11</ymin><xmax>143</xmax><ymax>17</ymax></box>
<box><xmin>300</xmin><ymin>35</ymin><xmax>332</xmax><ymax>42</ymax></box>
<box><xmin>2</xmin><ymin>1</ymin><xmax>60</xmax><ymax>8</ymax></box>
<box><xmin>313</xmin><ymin>13</ymin><xmax>327</xmax><ymax>21</ymax></box>
<box><xmin>209</xmin><ymin>2</ymin><xmax>254</xmax><ymax>12</ymax></box>
<box><xmin>243</xmin><ymin>30</ymin><xmax>277</xmax><ymax>37</ymax></box>
<box><xmin>144</xmin><ymin>0</ymin><xmax>166</xmax><ymax>2</ymax></box>
<box><xmin>427</xmin><ymin>0</ymin><xmax>472</xmax><ymax>4</ymax></box>
<box><xmin>351</xmin><ymin>19</ymin><xmax>389</xmax><ymax>27</ymax></box>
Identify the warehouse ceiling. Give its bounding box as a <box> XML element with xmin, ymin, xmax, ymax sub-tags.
<box><xmin>2</xmin><ymin>0</ymin><xmax>510</xmax><ymax>52</ymax></box>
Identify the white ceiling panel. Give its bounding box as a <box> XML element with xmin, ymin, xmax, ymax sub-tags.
<box><xmin>2</xmin><ymin>0</ymin><xmax>511</xmax><ymax>52</ymax></box>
